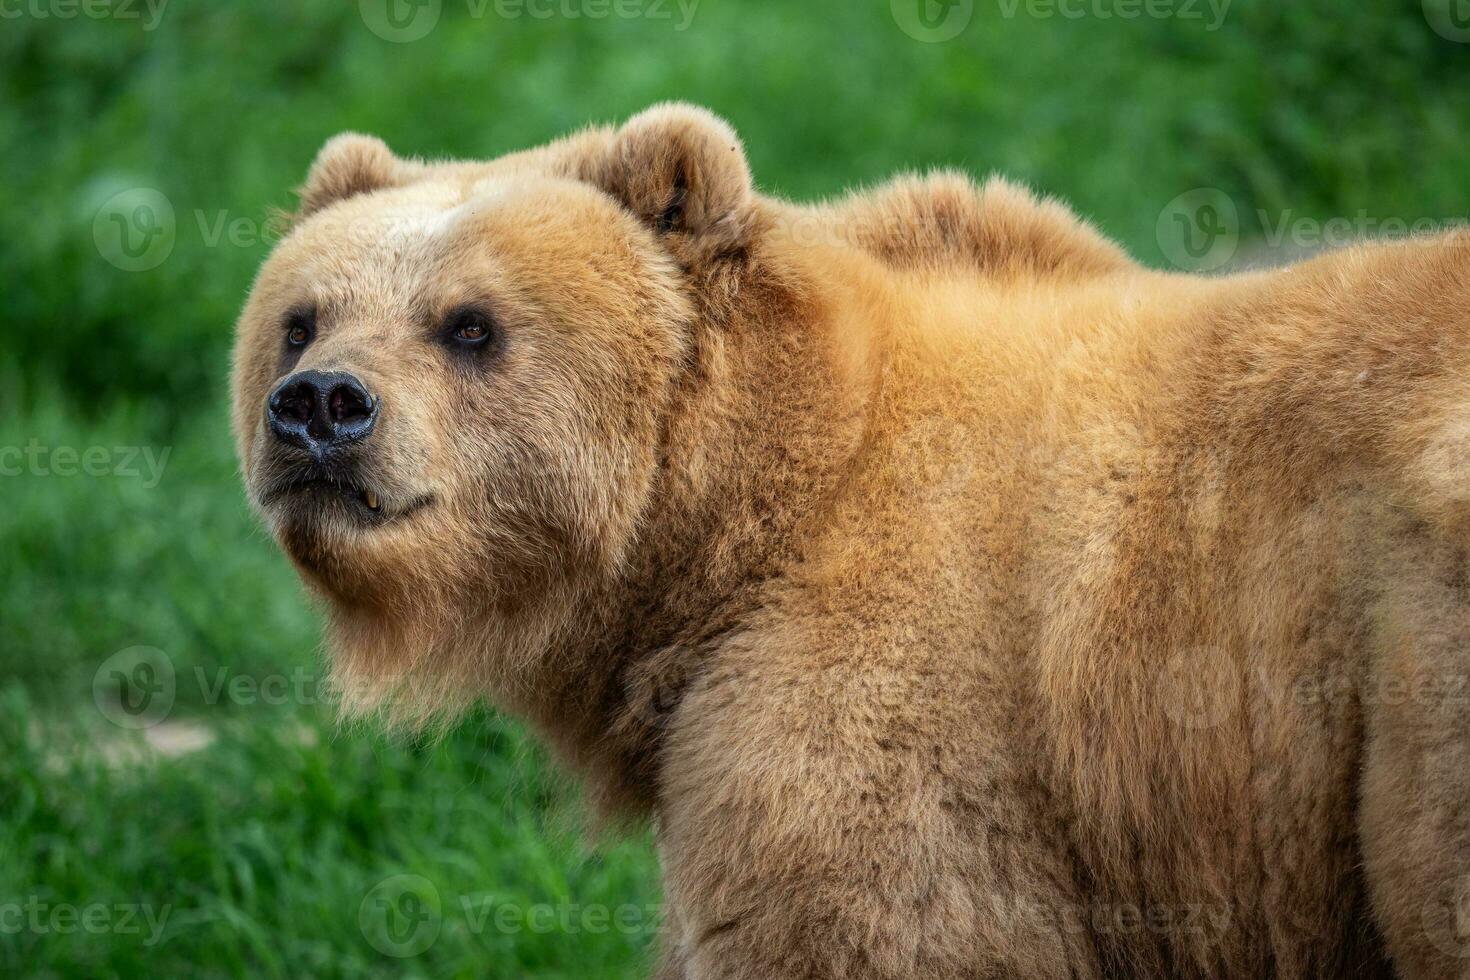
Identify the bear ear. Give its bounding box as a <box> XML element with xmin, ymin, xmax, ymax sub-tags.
<box><xmin>595</xmin><ymin>103</ymin><xmax>753</xmax><ymax>253</ymax></box>
<box><xmin>297</xmin><ymin>133</ymin><xmax>405</xmax><ymax>216</ymax></box>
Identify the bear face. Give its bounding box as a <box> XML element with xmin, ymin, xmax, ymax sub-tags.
<box><xmin>231</xmin><ymin>105</ymin><xmax>754</xmax><ymax>720</ymax></box>
<box><xmin>235</xmin><ymin>174</ymin><xmax>686</xmax><ymax>593</ymax></box>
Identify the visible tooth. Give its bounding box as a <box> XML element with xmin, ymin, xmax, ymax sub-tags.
<box><xmin>363</xmin><ymin>490</ymin><xmax>379</xmax><ymax>511</ymax></box>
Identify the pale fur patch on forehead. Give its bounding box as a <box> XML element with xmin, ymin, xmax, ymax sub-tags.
<box><xmin>466</xmin><ymin>175</ymin><xmax>514</xmax><ymax>205</ymax></box>
<box><xmin>349</xmin><ymin>183</ymin><xmax>472</xmax><ymax>247</ymax></box>
<box><xmin>278</xmin><ymin>185</ymin><xmax>471</xmax><ymax>299</ymax></box>
<box><xmin>380</xmin><ymin>200</ymin><xmax>468</xmax><ymax>243</ymax></box>
<box><xmin>295</xmin><ymin>176</ymin><xmax>534</xmax><ymax>270</ymax></box>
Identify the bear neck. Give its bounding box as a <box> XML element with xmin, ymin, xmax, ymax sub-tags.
<box><xmin>514</xmin><ymin>235</ymin><xmax>882</xmax><ymax>819</ymax></box>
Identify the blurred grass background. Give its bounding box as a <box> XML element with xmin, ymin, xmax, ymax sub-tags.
<box><xmin>2</xmin><ymin>1</ymin><xmax>1468</xmax><ymax>976</ymax></box>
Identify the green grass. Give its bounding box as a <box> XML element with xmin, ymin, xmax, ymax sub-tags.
<box><xmin>0</xmin><ymin>398</ymin><xmax>661</xmax><ymax>979</ymax></box>
<box><xmin>3</xmin><ymin>0</ymin><xmax>1469</xmax><ymax>975</ymax></box>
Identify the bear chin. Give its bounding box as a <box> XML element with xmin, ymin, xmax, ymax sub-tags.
<box><xmin>277</xmin><ymin>522</ymin><xmax>389</xmax><ymax>607</ymax></box>
<box><xmin>271</xmin><ymin>509</ymin><xmax>430</xmax><ymax>610</ymax></box>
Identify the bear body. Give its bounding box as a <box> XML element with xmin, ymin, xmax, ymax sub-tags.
<box><xmin>232</xmin><ymin>106</ymin><xmax>1470</xmax><ymax>978</ymax></box>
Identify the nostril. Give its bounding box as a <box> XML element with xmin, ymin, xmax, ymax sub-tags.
<box><xmin>272</xmin><ymin>384</ymin><xmax>315</xmax><ymax>425</ymax></box>
<box><xmin>328</xmin><ymin>382</ymin><xmax>373</xmax><ymax>424</ymax></box>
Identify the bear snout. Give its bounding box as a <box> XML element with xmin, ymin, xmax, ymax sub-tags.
<box><xmin>266</xmin><ymin>369</ymin><xmax>379</xmax><ymax>459</ymax></box>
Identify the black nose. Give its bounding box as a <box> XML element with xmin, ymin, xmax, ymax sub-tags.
<box><xmin>266</xmin><ymin>370</ymin><xmax>378</xmax><ymax>456</ymax></box>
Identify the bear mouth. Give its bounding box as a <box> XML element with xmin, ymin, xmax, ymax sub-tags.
<box><xmin>261</xmin><ymin>474</ymin><xmax>433</xmax><ymax>527</ymax></box>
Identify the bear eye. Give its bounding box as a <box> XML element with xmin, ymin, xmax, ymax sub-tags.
<box><xmin>284</xmin><ymin>307</ymin><xmax>315</xmax><ymax>348</ymax></box>
<box><xmin>443</xmin><ymin>307</ymin><xmax>496</xmax><ymax>349</ymax></box>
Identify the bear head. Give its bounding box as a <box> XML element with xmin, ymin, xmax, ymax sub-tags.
<box><xmin>231</xmin><ymin>104</ymin><xmax>757</xmax><ymax>724</ymax></box>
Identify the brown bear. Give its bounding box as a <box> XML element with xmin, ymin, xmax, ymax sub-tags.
<box><xmin>232</xmin><ymin>104</ymin><xmax>1470</xmax><ymax>978</ymax></box>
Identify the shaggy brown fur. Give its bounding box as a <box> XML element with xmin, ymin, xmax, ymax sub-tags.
<box><xmin>231</xmin><ymin>104</ymin><xmax>1470</xmax><ymax>978</ymax></box>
